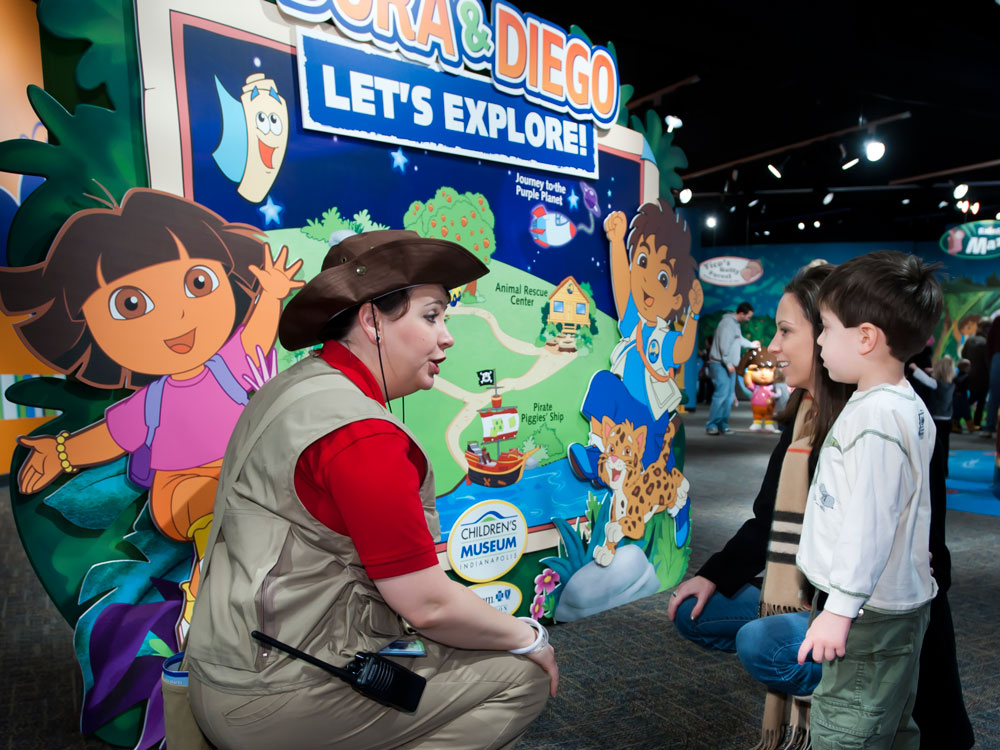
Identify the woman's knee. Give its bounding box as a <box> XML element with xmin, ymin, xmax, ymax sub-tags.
<box><xmin>671</xmin><ymin>597</ymin><xmax>700</xmax><ymax>641</ymax></box>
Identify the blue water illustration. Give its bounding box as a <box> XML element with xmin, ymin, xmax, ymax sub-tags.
<box><xmin>436</xmin><ymin>458</ymin><xmax>598</xmax><ymax>542</ymax></box>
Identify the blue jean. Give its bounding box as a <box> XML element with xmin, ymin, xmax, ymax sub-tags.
<box><xmin>673</xmin><ymin>584</ymin><xmax>821</xmax><ymax>696</ymax></box>
<box><xmin>985</xmin><ymin>352</ymin><xmax>1000</xmax><ymax>431</ymax></box>
<box><xmin>706</xmin><ymin>361</ymin><xmax>736</xmax><ymax>430</ymax></box>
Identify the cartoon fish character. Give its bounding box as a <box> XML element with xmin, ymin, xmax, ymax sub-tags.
<box><xmin>530</xmin><ymin>205</ymin><xmax>577</xmax><ymax>248</ymax></box>
<box><xmin>212</xmin><ymin>72</ymin><xmax>288</xmax><ymax>203</ymax></box>
<box><xmin>580</xmin><ymin>181</ymin><xmax>601</xmax><ymax>217</ymax></box>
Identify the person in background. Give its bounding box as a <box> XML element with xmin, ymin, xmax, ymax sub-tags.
<box><xmin>185</xmin><ymin>231</ymin><xmax>555</xmax><ymax>750</ymax></box>
<box><xmin>705</xmin><ymin>301</ymin><xmax>758</xmax><ymax>435</ymax></box>
<box><xmin>909</xmin><ymin>356</ymin><xmax>956</xmax><ymax>478</ymax></box>
<box><xmin>982</xmin><ymin>314</ymin><xmax>1000</xmax><ymax>437</ymax></box>
<box><xmin>964</xmin><ymin>317</ymin><xmax>990</xmax><ymax>432</ymax></box>
<box><xmin>952</xmin><ymin>358</ymin><xmax>971</xmax><ymax>433</ymax></box>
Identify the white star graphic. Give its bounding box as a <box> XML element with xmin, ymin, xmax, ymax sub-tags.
<box><xmin>391</xmin><ymin>147</ymin><xmax>409</xmax><ymax>173</ymax></box>
<box><xmin>258</xmin><ymin>196</ymin><xmax>283</xmax><ymax>226</ymax></box>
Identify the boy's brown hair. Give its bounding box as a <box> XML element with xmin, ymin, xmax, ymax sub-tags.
<box><xmin>818</xmin><ymin>250</ymin><xmax>943</xmax><ymax>362</ymax></box>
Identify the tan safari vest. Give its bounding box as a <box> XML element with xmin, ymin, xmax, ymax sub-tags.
<box><xmin>186</xmin><ymin>352</ymin><xmax>439</xmax><ymax>693</ymax></box>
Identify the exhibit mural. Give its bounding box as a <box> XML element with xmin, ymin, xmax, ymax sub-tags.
<box><xmin>0</xmin><ymin>1</ymin><xmax>696</xmax><ymax>746</ymax></box>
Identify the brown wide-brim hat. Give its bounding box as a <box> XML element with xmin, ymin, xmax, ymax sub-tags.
<box><xmin>279</xmin><ymin>229</ymin><xmax>489</xmax><ymax>350</ymax></box>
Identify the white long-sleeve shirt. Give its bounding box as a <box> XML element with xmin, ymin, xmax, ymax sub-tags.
<box><xmin>796</xmin><ymin>382</ymin><xmax>937</xmax><ymax>618</ymax></box>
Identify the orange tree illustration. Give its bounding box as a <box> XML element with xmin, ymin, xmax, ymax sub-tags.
<box><xmin>404</xmin><ymin>187</ymin><xmax>495</xmax><ymax>299</ymax></box>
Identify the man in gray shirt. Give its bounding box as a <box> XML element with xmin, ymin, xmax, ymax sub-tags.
<box><xmin>706</xmin><ymin>302</ymin><xmax>757</xmax><ymax>434</ymax></box>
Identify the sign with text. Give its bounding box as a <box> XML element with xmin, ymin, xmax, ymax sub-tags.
<box><xmin>940</xmin><ymin>221</ymin><xmax>1000</xmax><ymax>259</ymax></box>
<box><xmin>297</xmin><ymin>29</ymin><xmax>598</xmax><ymax>177</ymax></box>
<box><xmin>698</xmin><ymin>256</ymin><xmax>763</xmax><ymax>286</ymax></box>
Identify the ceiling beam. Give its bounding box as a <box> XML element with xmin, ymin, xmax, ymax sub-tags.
<box><xmin>681</xmin><ymin>111</ymin><xmax>912</xmax><ymax>180</ymax></box>
<box><xmin>627</xmin><ymin>76</ymin><xmax>701</xmax><ymax>109</ymax></box>
<box><xmin>889</xmin><ymin>158</ymin><xmax>1000</xmax><ymax>184</ymax></box>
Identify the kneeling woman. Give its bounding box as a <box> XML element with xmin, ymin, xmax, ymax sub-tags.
<box><xmin>186</xmin><ymin>231</ymin><xmax>556</xmax><ymax>749</ymax></box>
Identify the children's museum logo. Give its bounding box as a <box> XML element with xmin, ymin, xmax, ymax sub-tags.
<box><xmin>447</xmin><ymin>500</ymin><xmax>528</xmax><ymax>582</ymax></box>
<box><xmin>284</xmin><ymin>0</ymin><xmax>619</xmax><ymax>177</ymax></box>
<box><xmin>470</xmin><ymin>581</ymin><xmax>523</xmax><ymax>614</ymax></box>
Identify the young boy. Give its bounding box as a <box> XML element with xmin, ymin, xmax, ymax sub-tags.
<box><xmin>796</xmin><ymin>250</ymin><xmax>942</xmax><ymax>749</ymax></box>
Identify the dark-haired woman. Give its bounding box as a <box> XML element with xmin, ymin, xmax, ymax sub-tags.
<box><xmin>667</xmin><ymin>263</ymin><xmax>973</xmax><ymax>749</ymax></box>
<box><xmin>185</xmin><ymin>230</ymin><xmax>555</xmax><ymax>750</ymax></box>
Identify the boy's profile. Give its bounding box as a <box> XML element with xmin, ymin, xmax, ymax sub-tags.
<box><xmin>795</xmin><ymin>250</ymin><xmax>942</xmax><ymax>748</ymax></box>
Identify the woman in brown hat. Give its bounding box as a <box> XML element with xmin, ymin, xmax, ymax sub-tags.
<box><xmin>184</xmin><ymin>230</ymin><xmax>556</xmax><ymax>749</ymax></box>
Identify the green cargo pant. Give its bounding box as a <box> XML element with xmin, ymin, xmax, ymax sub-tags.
<box><xmin>811</xmin><ymin>602</ymin><xmax>931</xmax><ymax>750</ymax></box>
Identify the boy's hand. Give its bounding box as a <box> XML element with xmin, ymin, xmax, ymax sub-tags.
<box><xmin>797</xmin><ymin>610</ymin><xmax>852</xmax><ymax>664</ymax></box>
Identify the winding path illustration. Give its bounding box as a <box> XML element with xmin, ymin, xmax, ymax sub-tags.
<box><xmin>434</xmin><ymin>305</ymin><xmax>578</xmax><ymax>470</ymax></box>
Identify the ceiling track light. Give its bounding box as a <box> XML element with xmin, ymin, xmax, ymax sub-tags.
<box><xmin>865</xmin><ymin>140</ymin><xmax>886</xmax><ymax>162</ymax></box>
<box><xmin>767</xmin><ymin>163</ymin><xmax>782</xmax><ymax>179</ymax></box>
<box><xmin>797</xmin><ymin>222</ymin><xmax>806</xmax><ymax>230</ymax></box>
<box><xmin>664</xmin><ymin>115</ymin><xmax>683</xmax><ymax>132</ymax></box>
<box><xmin>842</xmin><ymin>157</ymin><xmax>860</xmax><ymax>170</ymax></box>
<box><xmin>953</xmin><ymin>183</ymin><xmax>970</xmax><ymax>199</ymax></box>
<box><xmin>706</xmin><ymin>215</ymin><xmax>718</xmax><ymax>228</ymax></box>
<box><xmin>822</xmin><ymin>192</ymin><xmax>834</xmax><ymax>205</ymax></box>
<box><xmin>748</xmin><ymin>198</ymin><xmax>759</xmax><ymax>207</ymax></box>
<box><xmin>678</xmin><ymin>187</ymin><xmax>692</xmax><ymax>204</ymax></box>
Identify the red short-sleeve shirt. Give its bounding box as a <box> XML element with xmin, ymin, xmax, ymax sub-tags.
<box><xmin>293</xmin><ymin>341</ymin><xmax>439</xmax><ymax>579</ymax></box>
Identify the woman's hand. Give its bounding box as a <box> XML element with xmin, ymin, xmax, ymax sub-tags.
<box><xmin>667</xmin><ymin>575</ymin><xmax>716</xmax><ymax>621</ymax></box>
<box><xmin>524</xmin><ymin>644</ymin><xmax>559</xmax><ymax>697</ymax></box>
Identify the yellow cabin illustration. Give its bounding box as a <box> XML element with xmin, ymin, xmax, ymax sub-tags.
<box><xmin>547</xmin><ymin>276</ymin><xmax>591</xmax><ymax>333</ymax></box>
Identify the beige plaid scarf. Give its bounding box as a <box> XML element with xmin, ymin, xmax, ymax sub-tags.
<box><xmin>752</xmin><ymin>395</ymin><xmax>814</xmax><ymax>750</ymax></box>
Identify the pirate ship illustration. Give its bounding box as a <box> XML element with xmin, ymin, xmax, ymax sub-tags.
<box><xmin>465</xmin><ymin>383</ymin><xmax>539</xmax><ymax>488</ymax></box>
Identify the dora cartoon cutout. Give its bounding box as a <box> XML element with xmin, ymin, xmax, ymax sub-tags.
<box><xmin>567</xmin><ymin>199</ymin><xmax>702</xmax><ymax>547</ymax></box>
<box><xmin>0</xmin><ymin>188</ymin><xmax>303</xmax><ymax>643</ymax></box>
<box><xmin>738</xmin><ymin>347</ymin><xmax>778</xmax><ymax>432</ymax></box>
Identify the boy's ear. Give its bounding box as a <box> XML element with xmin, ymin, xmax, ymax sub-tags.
<box><xmin>857</xmin><ymin>322</ymin><xmax>880</xmax><ymax>355</ymax></box>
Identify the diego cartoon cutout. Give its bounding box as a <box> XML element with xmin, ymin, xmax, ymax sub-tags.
<box><xmin>0</xmin><ymin>188</ymin><xmax>303</xmax><ymax>644</ymax></box>
<box><xmin>568</xmin><ymin>199</ymin><xmax>702</xmax><ymax>550</ymax></box>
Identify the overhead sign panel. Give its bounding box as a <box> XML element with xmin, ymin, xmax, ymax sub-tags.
<box><xmin>297</xmin><ymin>29</ymin><xmax>598</xmax><ymax>177</ymax></box>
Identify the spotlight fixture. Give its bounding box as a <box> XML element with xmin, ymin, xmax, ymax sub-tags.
<box><xmin>813</xmin><ymin>220</ymin><xmax>821</xmax><ymax>228</ymax></box>
<box><xmin>841</xmin><ymin>158</ymin><xmax>860</xmax><ymax>170</ymax></box>
<box><xmin>865</xmin><ymin>140</ymin><xmax>886</xmax><ymax>162</ymax></box>
<box><xmin>822</xmin><ymin>192</ymin><xmax>834</xmax><ymax>205</ymax></box>
<box><xmin>995</xmin><ymin>212</ymin><xmax>1000</xmax><ymax>220</ymax></box>
<box><xmin>957</xmin><ymin>200</ymin><xmax>970</xmax><ymax>213</ymax></box>
<box><xmin>901</xmin><ymin>198</ymin><xmax>910</xmax><ymax>205</ymax></box>
<box><xmin>664</xmin><ymin>115</ymin><xmax>683</xmax><ymax>132</ymax></box>
<box><xmin>767</xmin><ymin>163</ymin><xmax>782</xmax><ymax>179</ymax></box>
<box><xmin>797</xmin><ymin>222</ymin><xmax>805</xmax><ymax>230</ymax></box>
<box><xmin>939</xmin><ymin>201</ymin><xmax>949</xmax><ymax>209</ymax></box>
<box><xmin>954</xmin><ymin>184</ymin><xmax>969</xmax><ymax>199</ymax></box>
<box><xmin>679</xmin><ymin>188</ymin><xmax>692</xmax><ymax>204</ymax></box>
<box><xmin>706</xmin><ymin>215</ymin><xmax>718</xmax><ymax>228</ymax></box>
<box><xmin>748</xmin><ymin>199</ymin><xmax>759</xmax><ymax>208</ymax></box>
<box><xmin>763</xmin><ymin>230</ymin><xmax>771</xmax><ymax>236</ymax></box>
<box><xmin>971</xmin><ymin>202</ymin><xmax>981</xmax><ymax>215</ymax></box>
<box><xmin>729</xmin><ymin>205</ymin><xmax>736</xmax><ymax>213</ymax></box>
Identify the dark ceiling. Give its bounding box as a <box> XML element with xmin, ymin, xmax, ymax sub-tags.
<box><xmin>521</xmin><ymin>0</ymin><xmax>1000</xmax><ymax>247</ymax></box>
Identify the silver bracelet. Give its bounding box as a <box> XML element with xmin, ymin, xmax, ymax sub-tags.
<box><xmin>508</xmin><ymin>616</ymin><xmax>549</xmax><ymax>655</ymax></box>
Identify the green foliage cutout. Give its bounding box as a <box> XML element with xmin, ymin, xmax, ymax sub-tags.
<box><xmin>629</xmin><ymin>109</ymin><xmax>689</xmax><ymax>208</ymax></box>
<box><xmin>0</xmin><ymin>0</ymin><xmax>147</xmax><ymax>267</ymax></box>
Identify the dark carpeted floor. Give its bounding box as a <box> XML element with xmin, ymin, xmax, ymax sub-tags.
<box><xmin>2</xmin><ymin>402</ymin><xmax>997</xmax><ymax>749</ymax></box>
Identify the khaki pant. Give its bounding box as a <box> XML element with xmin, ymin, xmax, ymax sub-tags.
<box><xmin>188</xmin><ymin>640</ymin><xmax>550</xmax><ymax>750</ymax></box>
<box><xmin>811</xmin><ymin>603</ymin><xmax>930</xmax><ymax>750</ymax></box>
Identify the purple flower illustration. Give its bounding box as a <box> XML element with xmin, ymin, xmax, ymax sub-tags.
<box><xmin>530</xmin><ymin>594</ymin><xmax>546</xmax><ymax>620</ymax></box>
<box><xmin>534</xmin><ymin>568</ymin><xmax>560</xmax><ymax>595</ymax></box>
